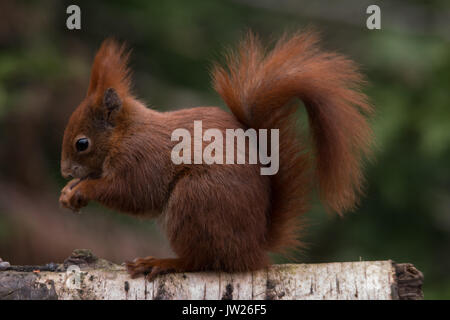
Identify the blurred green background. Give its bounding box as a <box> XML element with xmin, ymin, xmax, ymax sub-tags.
<box><xmin>0</xmin><ymin>0</ymin><xmax>449</xmax><ymax>299</ymax></box>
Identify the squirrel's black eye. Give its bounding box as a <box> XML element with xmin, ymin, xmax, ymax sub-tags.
<box><xmin>76</xmin><ymin>138</ymin><xmax>89</xmax><ymax>152</ymax></box>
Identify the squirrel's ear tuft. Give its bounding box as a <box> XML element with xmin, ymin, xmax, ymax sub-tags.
<box><xmin>87</xmin><ymin>38</ymin><xmax>132</xmax><ymax>104</ymax></box>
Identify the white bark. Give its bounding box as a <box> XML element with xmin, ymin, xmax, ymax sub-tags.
<box><xmin>0</xmin><ymin>258</ymin><xmax>423</xmax><ymax>300</ymax></box>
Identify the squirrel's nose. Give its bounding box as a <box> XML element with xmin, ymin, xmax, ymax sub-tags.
<box><xmin>61</xmin><ymin>169</ymin><xmax>73</xmax><ymax>179</ymax></box>
<box><xmin>61</xmin><ymin>160</ymin><xmax>73</xmax><ymax>179</ymax></box>
<box><xmin>63</xmin><ymin>172</ymin><xmax>73</xmax><ymax>179</ymax></box>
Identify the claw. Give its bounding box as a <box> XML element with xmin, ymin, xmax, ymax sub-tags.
<box><xmin>147</xmin><ymin>266</ymin><xmax>174</xmax><ymax>281</ymax></box>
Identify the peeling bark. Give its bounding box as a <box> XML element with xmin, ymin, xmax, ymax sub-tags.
<box><xmin>0</xmin><ymin>250</ymin><xmax>423</xmax><ymax>300</ymax></box>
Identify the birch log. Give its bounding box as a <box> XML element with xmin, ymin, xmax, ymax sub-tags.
<box><xmin>0</xmin><ymin>249</ymin><xmax>423</xmax><ymax>300</ymax></box>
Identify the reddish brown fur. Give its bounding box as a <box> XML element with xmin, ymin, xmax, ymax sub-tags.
<box><xmin>212</xmin><ymin>30</ymin><xmax>373</xmax><ymax>253</ymax></box>
<box><xmin>59</xmin><ymin>31</ymin><xmax>372</xmax><ymax>280</ymax></box>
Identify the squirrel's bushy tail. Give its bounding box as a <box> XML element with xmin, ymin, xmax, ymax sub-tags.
<box><xmin>212</xmin><ymin>30</ymin><xmax>373</xmax><ymax>253</ymax></box>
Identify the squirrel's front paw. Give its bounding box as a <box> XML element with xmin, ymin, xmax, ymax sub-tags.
<box><xmin>59</xmin><ymin>179</ymin><xmax>89</xmax><ymax>212</ymax></box>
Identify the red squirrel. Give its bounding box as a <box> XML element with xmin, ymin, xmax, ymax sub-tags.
<box><xmin>59</xmin><ymin>31</ymin><xmax>373</xmax><ymax>280</ymax></box>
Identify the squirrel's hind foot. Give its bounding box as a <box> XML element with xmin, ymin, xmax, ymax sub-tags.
<box><xmin>125</xmin><ymin>257</ymin><xmax>184</xmax><ymax>281</ymax></box>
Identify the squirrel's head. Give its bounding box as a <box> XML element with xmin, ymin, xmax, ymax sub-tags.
<box><xmin>61</xmin><ymin>39</ymin><xmax>132</xmax><ymax>180</ymax></box>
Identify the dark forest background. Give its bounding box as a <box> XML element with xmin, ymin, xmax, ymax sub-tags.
<box><xmin>0</xmin><ymin>0</ymin><xmax>449</xmax><ymax>299</ymax></box>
